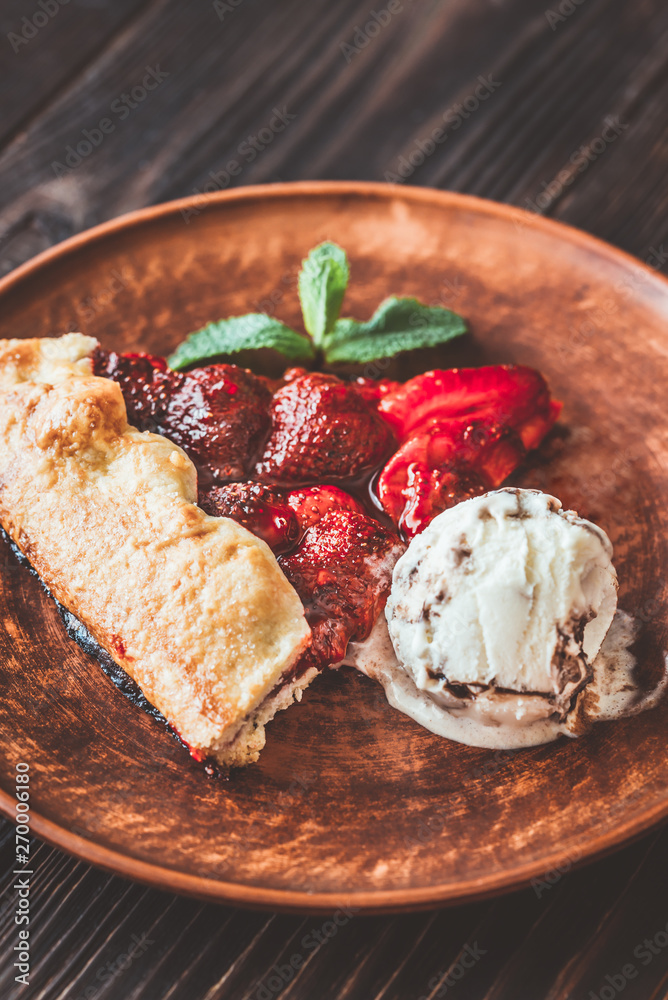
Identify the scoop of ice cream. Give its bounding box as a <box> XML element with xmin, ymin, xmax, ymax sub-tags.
<box><xmin>384</xmin><ymin>488</ymin><xmax>618</xmax><ymax>735</ymax></box>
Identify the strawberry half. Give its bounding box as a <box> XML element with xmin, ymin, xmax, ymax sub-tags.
<box><xmin>286</xmin><ymin>485</ymin><xmax>366</xmax><ymax>532</ymax></box>
<box><xmin>373</xmin><ymin>364</ymin><xmax>562</xmax><ymax>537</ymax></box>
<box><xmin>255</xmin><ymin>372</ymin><xmax>395</xmax><ymax>483</ymax></box>
<box><xmin>390</xmin><ymin>463</ymin><xmax>491</xmax><ymax>539</ymax></box>
<box><xmin>377</xmin><ymin>365</ymin><xmax>555</xmax><ymax>441</ymax></box>
<box><xmin>376</xmin><ymin>392</ymin><xmax>560</xmax><ymax>537</ymax></box>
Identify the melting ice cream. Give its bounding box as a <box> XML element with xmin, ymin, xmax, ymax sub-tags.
<box><xmin>347</xmin><ymin>489</ymin><xmax>665</xmax><ymax>748</ymax></box>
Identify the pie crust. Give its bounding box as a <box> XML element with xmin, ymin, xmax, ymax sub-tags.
<box><xmin>0</xmin><ymin>334</ymin><xmax>313</xmax><ymax>768</ymax></box>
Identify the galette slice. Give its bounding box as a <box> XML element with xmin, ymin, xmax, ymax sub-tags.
<box><xmin>0</xmin><ymin>334</ymin><xmax>312</xmax><ymax>768</ymax></box>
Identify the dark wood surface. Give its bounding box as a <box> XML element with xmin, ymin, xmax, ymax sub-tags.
<box><xmin>1</xmin><ymin>0</ymin><xmax>668</xmax><ymax>997</ymax></box>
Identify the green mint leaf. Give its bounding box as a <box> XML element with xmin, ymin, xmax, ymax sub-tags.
<box><xmin>298</xmin><ymin>242</ymin><xmax>349</xmax><ymax>347</ymax></box>
<box><xmin>167</xmin><ymin>314</ymin><xmax>315</xmax><ymax>370</ymax></box>
<box><xmin>323</xmin><ymin>297</ymin><xmax>468</xmax><ymax>364</ymax></box>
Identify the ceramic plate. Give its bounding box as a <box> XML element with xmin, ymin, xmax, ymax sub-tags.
<box><xmin>1</xmin><ymin>182</ymin><xmax>667</xmax><ymax>912</ymax></box>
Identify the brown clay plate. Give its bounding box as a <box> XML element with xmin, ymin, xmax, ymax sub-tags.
<box><xmin>1</xmin><ymin>182</ymin><xmax>667</xmax><ymax>914</ymax></box>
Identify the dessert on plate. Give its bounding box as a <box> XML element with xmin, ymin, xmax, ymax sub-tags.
<box><xmin>0</xmin><ymin>243</ymin><xmax>663</xmax><ymax>768</ymax></box>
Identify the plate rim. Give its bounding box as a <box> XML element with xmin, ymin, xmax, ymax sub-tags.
<box><xmin>1</xmin><ymin>179</ymin><xmax>667</xmax><ymax>913</ymax></box>
<box><xmin>0</xmin><ymin>795</ymin><xmax>666</xmax><ymax>914</ymax></box>
<box><xmin>1</xmin><ymin>180</ymin><xmax>667</xmax><ymax>302</ymax></box>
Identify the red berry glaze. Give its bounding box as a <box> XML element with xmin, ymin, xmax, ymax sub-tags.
<box><xmin>255</xmin><ymin>373</ymin><xmax>395</xmax><ymax>483</ymax></box>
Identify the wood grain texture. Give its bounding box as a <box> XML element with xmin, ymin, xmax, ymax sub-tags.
<box><xmin>0</xmin><ymin>0</ymin><xmax>667</xmax><ymax>997</ymax></box>
<box><xmin>0</xmin><ymin>0</ymin><xmax>153</xmax><ymax>149</ymax></box>
<box><xmin>1</xmin><ymin>0</ymin><xmax>668</xmax><ymax>272</ymax></box>
<box><xmin>0</xmin><ymin>826</ymin><xmax>667</xmax><ymax>999</ymax></box>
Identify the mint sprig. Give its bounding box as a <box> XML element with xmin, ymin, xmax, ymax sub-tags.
<box><xmin>168</xmin><ymin>314</ymin><xmax>315</xmax><ymax>371</ymax></box>
<box><xmin>168</xmin><ymin>242</ymin><xmax>467</xmax><ymax>372</ymax></box>
<box><xmin>325</xmin><ymin>297</ymin><xmax>468</xmax><ymax>364</ymax></box>
<box><xmin>298</xmin><ymin>242</ymin><xmax>349</xmax><ymax>347</ymax></box>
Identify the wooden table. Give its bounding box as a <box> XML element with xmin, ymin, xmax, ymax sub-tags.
<box><xmin>1</xmin><ymin>1</ymin><xmax>668</xmax><ymax>997</ymax></box>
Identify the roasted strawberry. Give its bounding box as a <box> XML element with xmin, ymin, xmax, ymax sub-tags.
<box><xmin>255</xmin><ymin>373</ymin><xmax>395</xmax><ymax>483</ymax></box>
<box><xmin>286</xmin><ymin>485</ymin><xmax>366</xmax><ymax>532</ymax></box>
<box><xmin>95</xmin><ymin>351</ymin><xmax>272</xmax><ymax>482</ymax></box>
<box><xmin>280</xmin><ymin>510</ymin><xmax>404</xmax><ymax>665</ymax></box>
<box><xmin>92</xmin><ymin>348</ymin><xmax>170</xmax><ymax>429</ymax></box>
<box><xmin>377</xmin><ymin>365</ymin><xmax>556</xmax><ymax>441</ymax></box>
<box><xmin>158</xmin><ymin>365</ymin><xmax>271</xmax><ymax>483</ymax></box>
<box><xmin>375</xmin><ymin>364</ymin><xmax>561</xmax><ymax>537</ymax></box>
<box><xmin>198</xmin><ymin>482</ymin><xmax>299</xmax><ymax>554</ymax></box>
<box><xmin>521</xmin><ymin>398</ymin><xmax>563</xmax><ymax>450</ymax></box>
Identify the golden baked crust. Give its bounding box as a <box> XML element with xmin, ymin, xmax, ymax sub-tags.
<box><xmin>0</xmin><ymin>334</ymin><xmax>312</xmax><ymax>765</ymax></box>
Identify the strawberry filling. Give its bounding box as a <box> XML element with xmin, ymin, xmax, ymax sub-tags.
<box><xmin>93</xmin><ymin>348</ymin><xmax>560</xmax><ymax>672</ymax></box>
<box><xmin>280</xmin><ymin>510</ymin><xmax>404</xmax><ymax>669</ymax></box>
<box><xmin>93</xmin><ymin>349</ymin><xmax>271</xmax><ymax>483</ymax></box>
